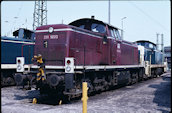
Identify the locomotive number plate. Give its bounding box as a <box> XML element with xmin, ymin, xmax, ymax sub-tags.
<box><xmin>44</xmin><ymin>35</ymin><xmax>58</xmax><ymax>39</ymax></box>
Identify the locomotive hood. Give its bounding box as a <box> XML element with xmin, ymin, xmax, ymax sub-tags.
<box><xmin>35</xmin><ymin>24</ymin><xmax>71</xmax><ymax>65</ymax></box>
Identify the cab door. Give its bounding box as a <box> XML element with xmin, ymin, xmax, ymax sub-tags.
<box><xmin>111</xmin><ymin>38</ymin><xmax>117</xmax><ymax>65</ymax></box>
<box><xmin>99</xmin><ymin>33</ymin><xmax>109</xmax><ymax>65</ymax></box>
<box><xmin>109</xmin><ymin>28</ymin><xmax>122</xmax><ymax>65</ymax></box>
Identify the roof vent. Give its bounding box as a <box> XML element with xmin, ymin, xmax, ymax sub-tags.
<box><xmin>91</xmin><ymin>16</ymin><xmax>95</xmax><ymax>19</ymax></box>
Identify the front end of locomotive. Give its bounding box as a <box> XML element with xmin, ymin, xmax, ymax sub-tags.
<box><xmin>35</xmin><ymin>25</ymin><xmax>76</xmax><ymax>94</ymax></box>
<box><xmin>14</xmin><ymin>24</ymin><xmax>77</xmax><ymax>95</ymax></box>
<box><xmin>35</xmin><ymin>25</ymin><xmax>70</xmax><ymax>66</ymax></box>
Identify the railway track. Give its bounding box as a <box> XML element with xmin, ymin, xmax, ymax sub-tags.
<box><xmin>1</xmin><ymin>72</ymin><xmax>171</xmax><ymax>113</ymax></box>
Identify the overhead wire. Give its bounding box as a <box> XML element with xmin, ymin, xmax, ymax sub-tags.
<box><xmin>128</xmin><ymin>1</ymin><xmax>169</xmax><ymax>32</ymax></box>
<box><xmin>127</xmin><ymin>1</ymin><xmax>170</xmax><ymax>46</ymax></box>
<box><xmin>10</xmin><ymin>2</ymin><xmax>23</xmax><ymax>36</ymax></box>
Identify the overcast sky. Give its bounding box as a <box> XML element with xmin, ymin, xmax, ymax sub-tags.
<box><xmin>1</xmin><ymin>1</ymin><xmax>171</xmax><ymax>47</ymax></box>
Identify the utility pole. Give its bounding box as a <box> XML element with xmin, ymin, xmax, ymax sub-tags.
<box><xmin>33</xmin><ymin>0</ymin><xmax>47</xmax><ymax>30</ymax></box>
<box><xmin>161</xmin><ymin>34</ymin><xmax>164</xmax><ymax>62</ymax></box>
<box><xmin>108</xmin><ymin>0</ymin><xmax>111</xmax><ymax>24</ymax></box>
<box><xmin>121</xmin><ymin>17</ymin><xmax>126</xmax><ymax>40</ymax></box>
<box><xmin>161</xmin><ymin>34</ymin><xmax>164</xmax><ymax>52</ymax></box>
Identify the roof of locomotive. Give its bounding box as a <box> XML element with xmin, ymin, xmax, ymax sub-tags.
<box><xmin>69</xmin><ymin>18</ymin><xmax>121</xmax><ymax>30</ymax></box>
<box><xmin>135</xmin><ymin>40</ymin><xmax>157</xmax><ymax>46</ymax></box>
<box><xmin>1</xmin><ymin>28</ymin><xmax>35</xmax><ymax>42</ymax></box>
<box><xmin>13</xmin><ymin>28</ymin><xmax>34</xmax><ymax>36</ymax></box>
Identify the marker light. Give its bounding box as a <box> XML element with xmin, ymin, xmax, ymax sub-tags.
<box><xmin>67</xmin><ymin>60</ymin><xmax>71</xmax><ymax>65</ymax></box>
<box><xmin>16</xmin><ymin>57</ymin><xmax>24</xmax><ymax>72</ymax></box>
<box><xmin>18</xmin><ymin>59</ymin><xmax>21</xmax><ymax>63</ymax></box>
<box><xmin>65</xmin><ymin>57</ymin><xmax>74</xmax><ymax>73</ymax></box>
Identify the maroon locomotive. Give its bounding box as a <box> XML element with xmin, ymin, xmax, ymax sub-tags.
<box><xmin>35</xmin><ymin>18</ymin><xmax>138</xmax><ymax>66</ymax></box>
<box><xmin>14</xmin><ymin>17</ymin><xmax>167</xmax><ymax>100</ymax></box>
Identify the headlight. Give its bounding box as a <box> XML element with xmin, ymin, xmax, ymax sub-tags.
<box><xmin>17</xmin><ymin>65</ymin><xmax>21</xmax><ymax>70</ymax></box>
<box><xmin>66</xmin><ymin>66</ymin><xmax>71</xmax><ymax>72</ymax></box>
<box><xmin>48</xmin><ymin>27</ymin><xmax>54</xmax><ymax>33</ymax></box>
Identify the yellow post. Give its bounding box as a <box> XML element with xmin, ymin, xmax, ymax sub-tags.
<box><xmin>32</xmin><ymin>98</ymin><xmax>37</xmax><ymax>104</ymax></box>
<box><xmin>59</xmin><ymin>100</ymin><xmax>62</xmax><ymax>105</ymax></box>
<box><xmin>82</xmin><ymin>82</ymin><xmax>88</xmax><ymax>113</ymax></box>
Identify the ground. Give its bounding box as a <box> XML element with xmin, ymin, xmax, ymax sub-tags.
<box><xmin>1</xmin><ymin>72</ymin><xmax>171</xmax><ymax>113</ymax></box>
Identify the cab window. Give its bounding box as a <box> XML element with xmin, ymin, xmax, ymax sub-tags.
<box><xmin>109</xmin><ymin>27</ymin><xmax>115</xmax><ymax>38</ymax></box>
<box><xmin>149</xmin><ymin>43</ymin><xmax>156</xmax><ymax>50</ymax></box>
<box><xmin>91</xmin><ymin>23</ymin><xmax>106</xmax><ymax>33</ymax></box>
<box><xmin>149</xmin><ymin>43</ymin><xmax>153</xmax><ymax>49</ymax></box>
<box><xmin>114</xmin><ymin>29</ymin><xmax>121</xmax><ymax>40</ymax></box>
<box><xmin>145</xmin><ymin>42</ymin><xmax>149</xmax><ymax>48</ymax></box>
<box><xmin>79</xmin><ymin>25</ymin><xmax>85</xmax><ymax>29</ymax></box>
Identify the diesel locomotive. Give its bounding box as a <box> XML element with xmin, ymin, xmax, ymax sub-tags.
<box><xmin>14</xmin><ymin>17</ymin><xmax>167</xmax><ymax>99</ymax></box>
<box><xmin>1</xmin><ymin>28</ymin><xmax>35</xmax><ymax>86</ymax></box>
<box><xmin>135</xmin><ymin>40</ymin><xmax>166</xmax><ymax>77</ymax></box>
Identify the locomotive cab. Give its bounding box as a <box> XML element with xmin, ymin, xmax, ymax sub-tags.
<box><xmin>13</xmin><ymin>28</ymin><xmax>35</xmax><ymax>40</ymax></box>
<box><xmin>69</xmin><ymin>18</ymin><xmax>109</xmax><ymax>44</ymax></box>
<box><xmin>69</xmin><ymin>18</ymin><xmax>107</xmax><ymax>34</ymax></box>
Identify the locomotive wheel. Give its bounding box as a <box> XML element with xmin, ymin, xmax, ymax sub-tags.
<box><xmin>135</xmin><ymin>73</ymin><xmax>138</xmax><ymax>83</ymax></box>
<box><xmin>127</xmin><ymin>71</ymin><xmax>132</xmax><ymax>85</ymax></box>
<box><xmin>138</xmin><ymin>69</ymin><xmax>144</xmax><ymax>81</ymax></box>
<box><xmin>151</xmin><ymin>70</ymin><xmax>156</xmax><ymax>78</ymax></box>
<box><xmin>6</xmin><ymin>77</ymin><xmax>15</xmax><ymax>86</ymax></box>
<box><xmin>131</xmin><ymin>71</ymin><xmax>138</xmax><ymax>84</ymax></box>
<box><xmin>155</xmin><ymin>68</ymin><xmax>163</xmax><ymax>77</ymax></box>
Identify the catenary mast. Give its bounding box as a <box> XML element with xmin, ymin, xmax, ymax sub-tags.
<box><xmin>33</xmin><ymin>0</ymin><xmax>47</xmax><ymax>30</ymax></box>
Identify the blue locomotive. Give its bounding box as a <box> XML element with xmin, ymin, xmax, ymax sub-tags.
<box><xmin>135</xmin><ymin>40</ymin><xmax>165</xmax><ymax>77</ymax></box>
<box><xmin>135</xmin><ymin>40</ymin><xmax>164</xmax><ymax>64</ymax></box>
<box><xmin>1</xmin><ymin>28</ymin><xmax>35</xmax><ymax>86</ymax></box>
